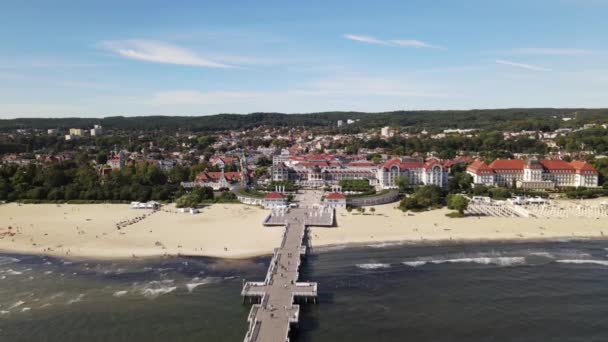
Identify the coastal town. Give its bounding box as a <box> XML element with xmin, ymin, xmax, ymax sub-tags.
<box><xmin>3</xmin><ymin>1</ymin><xmax>608</xmax><ymax>340</ymax></box>
<box><xmin>1</xmin><ymin>111</ymin><xmax>608</xmax><ymax>261</ymax></box>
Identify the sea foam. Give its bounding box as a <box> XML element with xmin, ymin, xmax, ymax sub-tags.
<box><xmin>402</xmin><ymin>257</ymin><xmax>526</xmax><ymax>267</ymax></box>
<box><xmin>186</xmin><ymin>277</ymin><xmax>221</xmax><ymax>292</ymax></box>
<box><xmin>0</xmin><ymin>256</ymin><xmax>20</xmax><ymax>266</ymax></box>
<box><xmin>356</xmin><ymin>263</ymin><xmax>391</xmax><ymax>270</ymax></box>
<box><xmin>557</xmin><ymin>259</ymin><xmax>608</xmax><ymax>266</ymax></box>
<box><xmin>137</xmin><ymin>280</ymin><xmax>177</xmax><ymax>299</ymax></box>
<box><xmin>9</xmin><ymin>300</ymin><xmax>25</xmax><ymax>309</ymax></box>
<box><xmin>67</xmin><ymin>294</ymin><xmax>84</xmax><ymax>305</ymax></box>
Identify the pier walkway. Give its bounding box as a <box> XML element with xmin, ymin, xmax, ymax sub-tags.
<box><xmin>242</xmin><ymin>192</ymin><xmax>332</xmax><ymax>342</ymax></box>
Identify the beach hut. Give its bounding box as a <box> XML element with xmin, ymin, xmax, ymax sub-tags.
<box><xmin>130</xmin><ymin>201</ymin><xmax>160</xmax><ymax>210</ymax></box>
<box><xmin>263</xmin><ymin>192</ymin><xmax>287</xmax><ymax>209</ymax></box>
<box><xmin>324</xmin><ymin>192</ymin><xmax>346</xmax><ymax>208</ymax></box>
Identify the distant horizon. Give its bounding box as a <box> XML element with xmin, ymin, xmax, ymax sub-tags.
<box><xmin>1</xmin><ymin>106</ymin><xmax>607</xmax><ymax>120</ymax></box>
<box><xmin>1</xmin><ymin>0</ymin><xmax>607</xmax><ymax>118</ymax></box>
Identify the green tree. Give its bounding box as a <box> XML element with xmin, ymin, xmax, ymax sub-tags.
<box><xmin>96</xmin><ymin>152</ymin><xmax>108</xmax><ymax>165</ymax></box>
<box><xmin>176</xmin><ymin>193</ymin><xmax>199</xmax><ymax>208</ymax></box>
<box><xmin>447</xmin><ymin>194</ymin><xmax>469</xmax><ymax>214</ymax></box>
<box><xmin>395</xmin><ymin>176</ymin><xmax>410</xmax><ymax>193</ymax></box>
<box><xmin>255</xmin><ymin>166</ymin><xmax>269</xmax><ymax>178</ymax></box>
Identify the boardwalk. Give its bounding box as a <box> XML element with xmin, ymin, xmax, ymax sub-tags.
<box><xmin>242</xmin><ymin>191</ymin><xmax>332</xmax><ymax>342</ymax></box>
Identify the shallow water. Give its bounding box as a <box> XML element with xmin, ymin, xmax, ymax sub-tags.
<box><xmin>2</xmin><ymin>240</ymin><xmax>608</xmax><ymax>341</ymax></box>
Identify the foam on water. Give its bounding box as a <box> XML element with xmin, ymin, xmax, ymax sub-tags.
<box><xmin>316</xmin><ymin>245</ymin><xmax>349</xmax><ymax>252</ymax></box>
<box><xmin>557</xmin><ymin>259</ymin><xmax>608</xmax><ymax>266</ymax></box>
<box><xmin>402</xmin><ymin>257</ymin><xmax>526</xmax><ymax>267</ymax></box>
<box><xmin>2</xmin><ymin>269</ymin><xmax>23</xmax><ymax>275</ymax></box>
<box><xmin>136</xmin><ymin>280</ymin><xmax>177</xmax><ymax>299</ymax></box>
<box><xmin>9</xmin><ymin>300</ymin><xmax>25</xmax><ymax>310</ymax></box>
<box><xmin>185</xmin><ymin>277</ymin><xmax>221</xmax><ymax>292</ymax></box>
<box><xmin>67</xmin><ymin>294</ymin><xmax>84</xmax><ymax>305</ymax></box>
<box><xmin>356</xmin><ymin>263</ymin><xmax>391</xmax><ymax>270</ymax></box>
<box><xmin>528</xmin><ymin>252</ymin><xmax>555</xmax><ymax>259</ymax></box>
<box><xmin>113</xmin><ymin>290</ymin><xmax>128</xmax><ymax>297</ymax></box>
<box><xmin>21</xmin><ymin>307</ymin><xmax>31</xmax><ymax>312</ymax></box>
<box><xmin>367</xmin><ymin>242</ymin><xmax>406</xmax><ymax>249</ymax></box>
<box><xmin>402</xmin><ymin>261</ymin><xmax>427</xmax><ymax>267</ymax></box>
<box><xmin>0</xmin><ymin>256</ymin><xmax>20</xmax><ymax>266</ymax></box>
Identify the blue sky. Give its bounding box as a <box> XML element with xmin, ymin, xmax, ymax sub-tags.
<box><xmin>1</xmin><ymin>0</ymin><xmax>607</xmax><ymax>118</ymax></box>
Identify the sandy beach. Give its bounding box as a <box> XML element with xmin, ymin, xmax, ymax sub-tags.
<box><xmin>1</xmin><ymin>200</ymin><xmax>607</xmax><ymax>260</ymax></box>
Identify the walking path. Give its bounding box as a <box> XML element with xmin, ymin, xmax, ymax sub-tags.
<box><xmin>242</xmin><ymin>191</ymin><xmax>332</xmax><ymax>342</ymax></box>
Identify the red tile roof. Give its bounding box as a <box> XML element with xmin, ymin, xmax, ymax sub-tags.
<box><xmin>569</xmin><ymin>160</ymin><xmax>598</xmax><ymax>174</ymax></box>
<box><xmin>467</xmin><ymin>160</ymin><xmax>494</xmax><ymax>174</ymax></box>
<box><xmin>347</xmin><ymin>161</ymin><xmax>376</xmax><ymax>167</ymax></box>
<box><xmin>381</xmin><ymin>159</ymin><xmax>425</xmax><ymax>170</ymax></box>
<box><xmin>326</xmin><ymin>192</ymin><xmax>346</xmax><ymax>200</ymax></box>
<box><xmin>195</xmin><ymin>171</ymin><xmax>242</xmax><ymax>182</ymax></box>
<box><xmin>525</xmin><ymin>160</ymin><xmax>544</xmax><ymax>169</ymax></box>
<box><xmin>489</xmin><ymin>159</ymin><xmax>525</xmax><ymax>171</ymax></box>
<box><xmin>423</xmin><ymin>159</ymin><xmax>443</xmax><ymax>170</ymax></box>
<box><xmin>538</xmin><ymin>160</ymin><xmax>574</xmax><ymax>173</ymax></box>
<box><xmin>264</xmin><ymin>192</ymin><xmax>284</xmax><ymax>199</ymax></box>
<box><xmin>443</xmin><ymin>156</ymin><xmax>475</xmax><ymax>168</ymax></box>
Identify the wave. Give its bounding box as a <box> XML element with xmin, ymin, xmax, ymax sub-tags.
<box><xmin>21</xmin><ymin>307</ymin><xmax>31</xmax><ymax>312</ymax></box>
<box><xmin>528</xmin><ymin>252</ymin><xmax>555</xmax><ymax>259</ymax></box>
<box><xmin>402</xmin><ymin>257</ymin><xmax>526</xmax><ymax>267</ymax></box>
<box><xmin>9</xmin><ymin>300</ymin><xmax>25</xmax><ymax>310</ymax></box>
<box><xmin>1</xmin><ymin>269</ymin><xmax>23</xmax><ymax>275</ymax></box>
<box><xmin>316</xmin><ymin>245</ymin><xmax>349</xmax><ymax>252</ymax></box>
<box><xmin>367</xmin><ymin>242</ymin><xmax>406</xmax><ymax>249</ymax></box>
<box><xmin>402</xmin><ymin>261</ymin><xmax>427</xmax><ymax>267</ymax></box>
<box><xmin>136</xmin><ymin>280</ymin><xmax>177</xmax><ymax>299</ymax></box>
<box><xmin>113</xmin><ymin>290</ymin><xmax>128</xmax><ymax>297</ymax></box>
<box><xmin>186</xmin><ymin>277</ymin><xmax>221</xmax><ymax>292</ymax></box>
<box><xmin>557</xmin><ymin>259</ymin><xmax>608</xmax><ymax>266</ymax></box>
<box><xmin>67</xmin><ymin>294</ymin><xmax>84</xmax><ymax>305</ymax></box>
<box><xmin>0</xmin><ymin>256</ymin><xmax>20</xmax><ymax>266</ymax></box>
<box><xmin>356</xmin><ymin>263</ymin><xmax>391</xmax><ymax>270</ymax></box>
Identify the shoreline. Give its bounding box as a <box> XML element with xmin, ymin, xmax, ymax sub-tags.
<box><xmin>3</xmin><ymin>235</ymin><xmax>608</xmax><ymax>263</ymax></box>
<box><xmin>1</xmin><ymin>201</ymin><xmax>608</xmax><ymax>262</ymax></box>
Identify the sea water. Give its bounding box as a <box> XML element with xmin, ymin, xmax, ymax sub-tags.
<box><xmin>2</xmin><ymin>240</ymin><xmax>608</xmax><ymax>341</ymax></box>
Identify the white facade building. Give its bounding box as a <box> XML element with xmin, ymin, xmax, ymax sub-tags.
<box><xmin>376</xmin><ymin>158</ymin><xmax>449</xmax><ymax>189</ymax></box>
<box><xmin>467</xmin><ymin>159</ymin><xmax>599</xmax><ymax>189</ymax></box>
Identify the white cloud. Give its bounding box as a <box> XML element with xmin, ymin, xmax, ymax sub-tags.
<box><xmin>343</xmin><ymin>34</ymin><xmax>390</xmax><ymax>46</ymax></box>
<box><xmin>100</xmin><ymin>40</ymin><xmax>232</xmax><ymax>68</ymax></box>
<box><xmin>507</xmin><ymin>48</ymin><xmax>594</xmax><ymax>56</ymax></box>
<box><xmin>344</xmin><ymin>34</ymin><xmax>441</xmax><ymax>49</ymax></box>
<box><xmin>496</xmin><ymin>59</ymin><xmax>549</xmax><ymax>71</ymax></box>
<box><xmin>390</xmin><ymin>40</ymin><xmax>441</xmax><ymax>49</ymax></box>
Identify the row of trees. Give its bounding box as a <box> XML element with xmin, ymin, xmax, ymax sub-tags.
<box><xmin>333</xmin><ymin>131</ymin><xmax>549</xmax><ymax>158</ymax></box>
<box><xmin>175</xmin><ymin>187</ymin><xmax>237</xmax><ymax>207</ymax></box>
<box><xmin>4</xmin><ymin>109</ymin><xmax>604</xmax><ymax>132</ymax></box>
<box><xmin>339</xmin><ymin>179</ymin><xmax>373</xmax><ymax>192</ymax></box>
<box><xmin>0</xmin><ymin>159</ymin><xmax>191</xmax><ymax>202</ymax></box>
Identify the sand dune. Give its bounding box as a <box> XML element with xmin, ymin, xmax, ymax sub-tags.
<box><xmin>0</xmin><ymin>201</ymin><xmax>607</xmax><ymax>260</ymax></box>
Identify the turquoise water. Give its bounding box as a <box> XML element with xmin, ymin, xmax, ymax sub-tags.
<box><xmin>2</xmin><ymin>240</ymin><xmax>608</xmax><ymax>341</ymax></box>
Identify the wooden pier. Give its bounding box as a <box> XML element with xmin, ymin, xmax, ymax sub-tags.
<box><xmin>242</xmin><ymin>206</ymin><xmax>332</xmax><ymax>342</ymax></box>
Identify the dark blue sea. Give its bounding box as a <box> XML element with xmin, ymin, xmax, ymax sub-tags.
<box><xmin>2</xmin><ymin>240</ymin><xmax>608</xmax><ymax>341</ymax></box>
